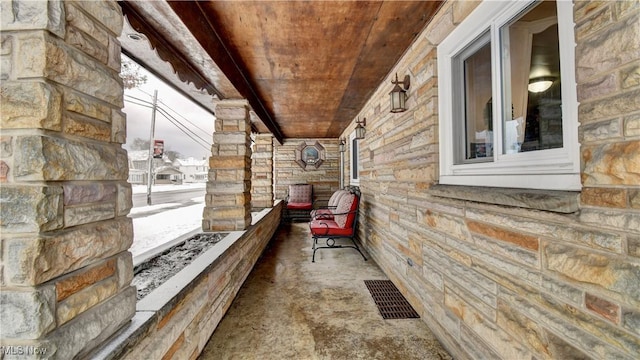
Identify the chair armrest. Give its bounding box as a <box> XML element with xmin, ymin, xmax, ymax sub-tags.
<box><xmin>312</xmin><ymin>204</ymin><xmax>338</xmax><ymax>210</ymax></box>
<box><xmin>309</xmin><ymin>220</ymin><xmax>330</xmax><ymax>235</ymax></box>
<box><xmin>327</xmin><ymin>208</ymin><xmax>357</xmax><ymax>216</ymax></box>
<box><xmin>311</xmin><ymin>208</ymin><xmax>356</xmax><ymax>221</ymax></box>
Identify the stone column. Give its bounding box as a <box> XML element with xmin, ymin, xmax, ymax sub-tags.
<box><xmin>204</xmin><ymin>100</ymin><xmax>252</xmax><ymax>231</ymax></box>
<box><xmin>251</xmin><ymin>134</ymin><xmax>274</xmax><ymax>209</ymax></box>
<box><xmin>0</xmin><ymin>1</ymin><xmax>135</xmax><ymax>358</ymax></box>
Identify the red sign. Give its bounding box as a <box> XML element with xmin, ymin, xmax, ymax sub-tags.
<box><xmin>153</xmin><ymin>140</ymin><xmax>164</xmax><ymax>158</ymax></box>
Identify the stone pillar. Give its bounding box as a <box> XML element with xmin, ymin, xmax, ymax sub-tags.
<box><xmin>204</xmin><ymin>100</ymin><xmax>252</xmax><ymax>231</ymax></box>
<box><xmin>0</xmin><ymin>1</ymin><xmax>135</xmax><ymax>358</ymax></box>
<box><xmin>251</xmin><ymin>134</ymin><xmax>274</xmax><ymax>209</ymax></box>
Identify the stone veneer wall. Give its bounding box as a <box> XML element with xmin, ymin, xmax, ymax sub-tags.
<box><xmin>204</xmin><ymin>100</ymin><xmax>252</xmax><ymax>231</ymax></box>
<box><xmin>274</xmin><ymin>139</ymin><xmax>340</xmax><ymax>206</ymax></box>
<box><xmin>92</xmin><ymin>203</ymin><xmax>283</xmax><ymax>359</ymax></box>
<box><xmin>251</xmin><ymin>134</ymin><xmax>274</xmax><ymax>209</ymax></box>
<box><xmin>0</xmin><ymin>1</ymin><xmax>136</xmax><ymax>358</ymax></box>
<box><xmin>343</xmin><ymin>1</ymin><xmax>640</xmax><ymax>359</ymax></box>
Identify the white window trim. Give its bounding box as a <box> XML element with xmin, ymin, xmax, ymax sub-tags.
<box><xmin>437</xmin><ymin>0</ymin><xmax>581</xmax><ymax>191</ymax></box>
<box><xmin>349</xmin><ymin>131</ymin><xmax>360</xmax><ymax>186</ymax></box>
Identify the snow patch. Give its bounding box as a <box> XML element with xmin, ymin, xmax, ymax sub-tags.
<box><xmin>130</xmin><ymin>203</ymin><xmax>205</xmax><ymax>257</ymax></box>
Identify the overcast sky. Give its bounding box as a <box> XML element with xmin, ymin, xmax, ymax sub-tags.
<box><xmin>123</xmin><ymin>65</ymin><xmax>215</xmax><ymax>160</ymax></box>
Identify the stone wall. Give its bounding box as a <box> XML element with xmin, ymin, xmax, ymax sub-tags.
<box><xmin>274</xmin><ymin>139</ymin><xmax>340</xmax><ymax>206</ymax></box>
<box><xmin>0</xmin><ymin>1</ymin><xmax>135</xmax><ymax>358</ymax></box>
<box><xmin>342</xmin><ymin>1</ymin><xmax>640</xmax><ymax>359</ymax></box>
<box><xmin>251</xmin><ymin>134</ymin><xmax>274</xmax><ymax>209</ymax></box>
<box><xmin>91</xmin><ymin>203</ymin><xmax>283</xmax><ymax>359</ymax></box>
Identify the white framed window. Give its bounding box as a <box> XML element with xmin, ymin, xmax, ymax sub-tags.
<box><xmin>349</xmin><ymin>131</ymin><xmax>360</xmax><ymax>185</ymax></box>
<box><xmin>438</xmin><ymin>0</ymin><xmax>580</xmax><ymax>191</ymax></box>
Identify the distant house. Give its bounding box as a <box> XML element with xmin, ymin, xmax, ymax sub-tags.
<box><xmin>154</xmin><ymin>165</ymin><xmax>183</xmax><ymax>185</ymax></box>
<box><xmin>127</xmin><ymin>150</ymin><xmax>183</xmax><ymax>184</ymax></box>
<box><xmin>127</xmin><ymin>150</ymin><xmax>149</xmax><ymax>184</ymax></box>
<box><xmin>174</xmin><ymin>157</ymin><xmax>208</xmax><ymax>183</ymax></box>
<box><xmin>128</xmin><ymin>150</ymin><xmax>149</xmax><ymax>171</ymax></box>
<box><xmin>128</xmin><ymin>168</ymin><xmax>147</xmax><ymax>185</ymax></box>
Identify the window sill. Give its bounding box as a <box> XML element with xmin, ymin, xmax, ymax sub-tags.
<box><xmin>429</xmin><ymin>184</ymin><xmax>579</xmax><ymax>214</ymax></box>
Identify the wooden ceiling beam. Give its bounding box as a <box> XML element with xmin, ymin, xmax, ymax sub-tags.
<box><xmin>167</xmin><ymin>1</ymin><xmax>285</xmax><ymax>144</ymax></box>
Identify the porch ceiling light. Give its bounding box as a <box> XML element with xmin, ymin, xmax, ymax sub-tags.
<box><xmin>127</xmin><ymin>33</ymin><xmax>145</xmax><ymax>41</ymax></box>
<box><xmin>528</xmin><ymin>77</ymin><xmax>554</xmax><ymax>93</ymax></box>
<box><xmin>390</xmin><ymin>73</ymin><xmax>410</xmax><ymax>113</ymax></box>
<box><xmin>355</xmin><ymin>118</ymin><xmax>366</xmax><ymax>140</ymax></box>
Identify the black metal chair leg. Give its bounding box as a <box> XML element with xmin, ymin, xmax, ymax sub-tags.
<box><xmin>311</xmin><ymin>236</ymin><xmax>367</xmax><ymax>262</ymax></box>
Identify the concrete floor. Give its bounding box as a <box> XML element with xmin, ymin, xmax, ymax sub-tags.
<box><xmin>199</xmin><ymin>222</ymin><xmax>453</xmax><ymax>360</ymax></box>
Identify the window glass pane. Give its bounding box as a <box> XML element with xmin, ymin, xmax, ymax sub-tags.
<box><xmin>462</xmin><ymin>40</ymin><xmax>493</xmax><ymax>161</ymax></box>
<box><xmin>501</xmin><ymin>0</ymin><xmax>562</xmax><ymax>154</ymax></box>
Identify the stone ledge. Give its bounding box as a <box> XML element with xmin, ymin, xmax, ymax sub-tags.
<box><xmin>87</xmin><ymin>201</ymin><xmax>282</xmax><ymax>359</ymax></box>
<box><xmin>429</xmin><ymin>184</ymin><xmax>580</xmax><ymax>214</ymax></box>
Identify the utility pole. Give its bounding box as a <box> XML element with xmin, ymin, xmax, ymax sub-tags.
<box><xmin>146</xmin><ymin>90</ymin><xmax>158</xmax><ymax>205</ymax></box>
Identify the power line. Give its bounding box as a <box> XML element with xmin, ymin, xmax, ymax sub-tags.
<box><xmin>157</xmin><ymin>98</ymin><xmax>212</xmax><ymax>138</ymax></box>
<box><xmin>156</xmin><ymin>107</ymin><xmax>211</xmax><ymax>152</ymax></box>
<box><xmin>156</xmin><ymin>103</ymin><xmax>211</xmax><ymax>140</ymax></box>
<box><xmin>124</xmin><ymin>94</ymin><xmax>153</xmax><ymax>105</ymax></box>
<box><xmin>156</xmin><ymin>106</ymin><xmax>211</xmax><ymax>146</ymax></box>
<box><xmin>159</xmin><ymin>118</ymin><xmax>210</xmax><ymax>152</ymax></box>
<box><xmin>131</xmin><ymin>87</ymin><xmax>155</xmax><ymax>99</ymax></box>
<box><xmin>124</xmin><ymin>97</ymin><xmax>153</xmax><ymax>109</ymax></box>
<box><xmin>129</xmin><ymin>90</ymin><xmax>213</xmax><ymax>139</ymax></box>
<box><xmin>126</xmin><ymin>94</ymin><xmax>212</xmax><ymax>140</ymax></box>
<box><xmin>125</xmin><ymin>92</ymin><xmax>212</xmax><ymax>152</ymax></box>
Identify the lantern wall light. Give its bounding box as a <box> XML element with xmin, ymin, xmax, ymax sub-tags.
<box><xmin>339</xmin><ymin>138</ymin><xmax>346</xmax><ymax>152</ymax></box>
<box><xmin>355</xmin><ymin>117</ymin><xmax>366</xmax><ymax>140</ymax></box>
<box><xmin>390</xmin><ymin>73</ymin><xmax>410</xmax><ymax>113</ymax></box>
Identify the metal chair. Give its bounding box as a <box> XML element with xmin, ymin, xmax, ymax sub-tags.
<box><xmin>285</xmin><ymin>183</ymin><xmax>313</xmax><ymax>222</ymax></box>
<box><xmin>309</xmin><ymin>187</ymin><xmax>367</xmax><ymax>262</ymax></box>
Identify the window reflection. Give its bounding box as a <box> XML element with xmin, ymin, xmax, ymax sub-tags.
<box><xmin>502</xmin><ymin>1</ymin><xmax>562</xmax><ymax>153</ymax></box>
<box><xmin>463</xmin><ymin>39</ymin><xmax>493</xmax><ymax>160</ymax></box>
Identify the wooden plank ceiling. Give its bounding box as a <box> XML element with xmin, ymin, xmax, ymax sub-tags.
<box><xmin>121</xmin><ymin>1</ymin><xmax>442</xmax><ymax>141</ymax></box>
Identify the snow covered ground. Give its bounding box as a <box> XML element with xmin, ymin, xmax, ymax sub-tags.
<box><xmin>128</xmin><ymin>182</ymin><xmax>267</xmax><ymax>263</ymax></box>
<box><xmin>130</xmin><ymin>192</ymin><xmax>205</xmax><ymax>257</ymax></box>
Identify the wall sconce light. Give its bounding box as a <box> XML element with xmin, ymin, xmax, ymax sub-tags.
<box><xmin>390</xmin><ymin>73</ymin><xmax>410</xmax><ymax>113</ymax></box>
<box><xmin>528</xmin><ymin>77</ymin><xmax>554</xmax><ymax>93</ymax></box>
<box><xmin>355</xmin><ymin>117</ymin><xmax>366</xmax><ymax>140</ymax></box>
<box><xmin>339</xmin><ymin>138</ymin><xmax>346</xmax><ymax>152</ymax></box>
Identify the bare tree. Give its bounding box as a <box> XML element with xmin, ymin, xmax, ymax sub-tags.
<box><xmin>129</xmin><ymin>137</ymin><xmax>150</xmax><ymax>150</ymax></box>
<box><xmin>120</xmin><ymin>56</ymin><xmax>148</xmax><ymax>89</ymax></box>
<box><xmin>164</xmin><ymin>150</ymin><xmax>181</xmax><ymax>162</ymax></box>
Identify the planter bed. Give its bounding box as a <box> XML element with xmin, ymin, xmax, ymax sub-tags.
<box><xmin>132</xmin><ymin>232</ymin><xmax>226</xmax><ymax>300</ymax></box>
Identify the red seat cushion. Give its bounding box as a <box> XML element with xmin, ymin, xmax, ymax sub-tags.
<box><xmin>287</xmin><ymin>202</ymin><xmax>313</xmax><ymax>210</ymax></box>
<box><xmin>310</xmin><ymin>219</ymin><xmax>354</xmax><ymax>237</ymax></box>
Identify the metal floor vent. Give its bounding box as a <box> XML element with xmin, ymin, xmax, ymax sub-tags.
<box><xmin>364</xmin><ymin>280</ymin><xmax>420</xmax><ymax>320</ymax></box>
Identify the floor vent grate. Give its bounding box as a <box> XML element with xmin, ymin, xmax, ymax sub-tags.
<box><xmin>364</xmin><ymin>280</ymin><xmax>420</xmax><ymax>320</ymax></box>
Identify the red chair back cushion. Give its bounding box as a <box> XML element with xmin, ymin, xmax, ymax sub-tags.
<box><xmin>327</xmin><ymin>189</ymin><xmax>348</xmax><ymax>207</ymax></box>
<box><xmin>288</xmin><ymin>184</ymin><xmax>312</xmax><ymax>203</ymax></box>
<box><xmin>333</xmin><ymin>193</ymin><xmax>357</xmax><ymax>228</ymax></box>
